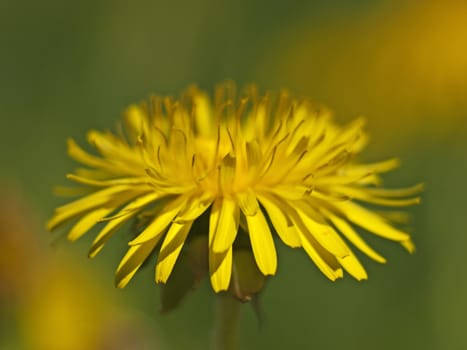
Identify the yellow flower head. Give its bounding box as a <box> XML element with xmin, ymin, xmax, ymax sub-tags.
<box><xmin>48</xmin><ymin>83</ymin><xmax>421</xmax><ymax>294</ymax></box>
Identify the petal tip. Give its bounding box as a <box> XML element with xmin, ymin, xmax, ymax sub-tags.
<box><xmin>88</xmin><ymin>244</ymin><xmax>103</xmax><ymax>258</ymax></box>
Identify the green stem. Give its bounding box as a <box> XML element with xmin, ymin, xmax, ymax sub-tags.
<box><xmin>212</xmin><ymin>294</ymin><xmax>241</xmax><ymax>350</ymax></box>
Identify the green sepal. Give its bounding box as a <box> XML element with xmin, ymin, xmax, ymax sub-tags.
<box><xmin>160</xmin><ymin>235</ymin><xmax>208</xmax><ymax>313</ymax></box>
<box><xmin>228</xmin><ymin>249</ymin><xmax>266</xmax><ymax>302</ymax></box>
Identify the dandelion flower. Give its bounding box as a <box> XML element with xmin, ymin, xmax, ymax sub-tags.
<box><xmin>48</xmin><ymin>83</ymin><xmax>421</xmax><ymax>294</ymax></box>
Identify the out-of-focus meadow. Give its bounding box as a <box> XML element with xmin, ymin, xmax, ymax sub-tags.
<box><xmin>1</xmin><ymin>0</ymin><xmax>466</xmax><ymax>349</ymax></box>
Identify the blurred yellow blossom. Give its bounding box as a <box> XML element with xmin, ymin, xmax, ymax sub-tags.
<box><xmin>259</xmin><ymin>0</ymin><xmax>467</xmax><ymax>148</ymax></box>
<box><xmin>0</xmin><ymin>185</ymin><xmax>161</xmax><ymax>350</ymax></box>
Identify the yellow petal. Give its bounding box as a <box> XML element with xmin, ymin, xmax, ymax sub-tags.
<box><xmin>209</xmin><ymin>199</ymin><xmax>221</xmax><ymax>246</ymax></box>
<box><xmin>257</xmin><ymin>194</ymin><xmax>301</xmax><ymax>248</ymax></box>
<box><xmin>401</xmin><ymin>239</ymin><xmax>416</xmax><ymax>253</ymax></box>
<box><xmin>345</xmin><ymin>158</ymin><xmax>400</xmax><ymax>176</ymax></box>
<box><xmin>67</xmin><ymin>207</ymin><xmax>114</xmax><ymax>241</ymax></box>
<box><xmin>334</xmin><ymin>186</ymin><xmax>421</xmax><ymax>207</ymax></box>
<box><xmin>87</xmin><ymin>131</ymin><xmax>147</xmax><ymax>175</ymax></box>
<box><xmin>47</xmin><ymin>185</ymin><xmax>134</xmax><ymax>231</ymax></box>
<box><xmin>212</xmin><ymin>198</ymin><xmax>239</xmax><ymax>253</ymax></box>
<box><xmin>325</xmin><ymin>210</ymin><xmax>386</xmax><ymax>264</ymax></box>
<box><xmin>168</xmin><ymin>128</ymin><xmax>188</xmax><ymax>162</ymax></box>
<box><xmin>254</xmin><ymin>101</ymin><xmax>268</xmax><ymax>139</ymax></box>
<box><xmin>363</xmin><ymin>183</ymin><xmax>425</xmax><ymax>198</ymax></box>
<box><xmin>129</xmin><ymin>196</ymin><xmax>187</xmax><ymax>245</ymax></box>
<box><xmin>296</xmin><ymin>225</ymin><xmax>343</xmax><ymax>281</ymax></box>
<box><xmin>66</xmin><ymin>174</ymin><xmax>148</xmax><ymax>187</ymax></box>
<box><xmin>155</xmin><ymin>221</ymin><xmax>193</xmax><ymax>283</ymax></box>
<box><xmin>245</xmin><ymin>139</ymin><xmax>262</xmax><ymax>169</ymax></box>
<box><xmin>115</xmin><ymin>236</ymin><xmax>160</xmax><ymax>288</ymax></box>
<box><xmin>236</xmin><ymin>190</ymin><xmax>259</xmax><ymax>216</ymax></box>
<box><xmin>193</xmin><ymin>92</ymin><xmax>213</xmax><ymax>136</ymax></box>
<box><xmin>124</xmin><ymin>105</ymin><xmax>148</xmax><ymax>142</ymax></box>
<box><xmin>234</xmin><ymin>138</ymin><xmax>248</xmax><ymax>179</ymax></box>
<box><xmin>313</xmin><ymin>149</ymin><xmax>352</xmax><ymax>176</ymax></box>
<box><xmin>174</xmin><ymin>193</ymin><xmax>213</xmax><ymax>223</ymax></box>
<box><xmin>219</xmin><ymin>154</ymin><xmax>236</xmax><ymax>194</ymax></box>
<box><xmin>313</xmin><ymin>172</ymin><xmax>374</xmax><ymax>186</ymax></box>
<box><xmin>74</xmin><ymin>167</ymin><xmax>109</xmax><ymax>179</ymax></box>
<box><xmin>376</xmin><ymin>211</ymin><xmax>411</xmax><ymax>225</ymax></box>
<box><xmin>337</xmin><ymin>253</ymin><xmax>368</xmax><ymax>280</ymax></box>
<box><xmin>67</xmin><ymin>138</ymin><xmax>111</xmax><ymax>169</ymax></box>
<box><xmin>209</xmin><ymin>248</ymin><xmax>233</xmax><ymax>292</ymax></box>
<box><xmin>335</xmin><ymin>201</ymin><xmax>411</xmax><ymax>242</ymax></box>
<box><xmin>335</xmin><ymin>117</ymin><xmax>366</xmax><ymax>145</ymax></box>
<box><xmin>89</xmin><ymin>192</ymin><xmax>160</xmax><ymax>257</ymax></box>
<box><xmin>303</xmin><ymin>210</ymin><xmax>368</xmax><ymax>280</ymax></box>
<box><xmin>294</xmin><ymin>201</ymin><xmax>350</xmax><ymax>258</ymax></box>
<box><xmin>244</xmin><ymin>204</ymin><xmax>277</xmax><ymax>276</ymax></box>
<box><xmin>356</xmin><ymin>173</ymin><xmax>382</xmax><ymax>186</ymax></box>
<box><xmin>87</xmin><ymin>130</ymin><xmax>123</xmax><ymax>157</ymax></box>
<box><xmin>268</xmin><ymin>185</ymin><xmax>309</xmax><ymax>200</ymax></box>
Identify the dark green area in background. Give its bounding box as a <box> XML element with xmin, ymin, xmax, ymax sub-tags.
<box><xmin>1</xmin><ymin>0</ymin><xmax>466</xmax><ymax>349</ymax></box>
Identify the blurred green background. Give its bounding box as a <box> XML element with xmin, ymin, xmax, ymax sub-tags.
<box><xmin>1</xmin><ymin>0</ymin><xmax>466</xmax><ymax>349</ymax></box>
